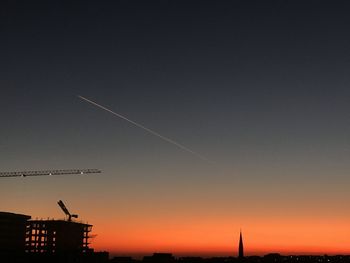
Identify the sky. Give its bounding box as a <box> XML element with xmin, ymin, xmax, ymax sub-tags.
<box><xmin>1</xmin><ymin>0</ymin><xmax>350</xmax><ymax>257</ymax></box>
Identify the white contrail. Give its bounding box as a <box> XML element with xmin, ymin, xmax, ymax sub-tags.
<box><xmin>78</xmin><ymin>95</ymin><xmax>211</xmax><ymax>163</ymax></box>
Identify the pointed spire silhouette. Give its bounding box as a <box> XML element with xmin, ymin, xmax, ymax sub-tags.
<box><xmin>238</xmin><ymin>229</ymin><xmax>244</xmax><ymax>259</ymax></box>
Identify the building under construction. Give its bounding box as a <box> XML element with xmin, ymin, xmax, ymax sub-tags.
<box><xmin>0</xmin><ymin>211</ymin><xmax>92</xmax><ymax>255</ymax></box>
<box><xmin>25</xmin><ymin>219</ymin><xmax>92</xmax><ymax>254</ymax></box>
<box><xmin>1</xmin><ymin>199</ymin><xmax>94</xmax><ymax>255</ymax></box>
<box><xmin>0</xmin><ymin>170</ymin><xmax>108</xmax><ymax>262</ymax></box>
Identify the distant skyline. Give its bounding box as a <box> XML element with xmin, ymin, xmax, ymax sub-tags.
<box><xmin>2</xmin><ymin>0</ymin><xmax>350</xmax><ymax>256</ymax></box>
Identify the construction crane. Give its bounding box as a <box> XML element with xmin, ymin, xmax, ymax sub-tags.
<box><xmin>0</xmin><ymin>169</ymin><xmax>101</xmax><ymax>178</ymax></box>
<box><xmin>57</xmin><ymin>200</ymin><xmax>78</xmax><ymax>222</ymax></box>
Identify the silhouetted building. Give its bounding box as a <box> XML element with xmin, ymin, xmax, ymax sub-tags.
<box><xmin>263</xmin><ymin>253</ymin><xmax>281</xmax><ymax>263</ymax></box>
<box><xmin>0</xmin><ymin>212</ymin><xmax>31</xmax><ymax>254</ymax></box>
<box><xmin>111</xmin><ymin>256</ymin><xmax>137</xmax><ymax>263</ymax></box>
<box><xmin>178</xmin><ymin>257</ymin><xmax>203</xmax><ymax>263</ymax></box>
<box><xmin>25</xmin><ymin>219</ymin><xmax>92</xmax><ymax>254</ymax></box>
<box><xmin>143</xmin><ymin>253</ymin><xmax>176</xmax><ymax>263</ymax></box>
<box><xmin>238</xmin><ymin>230</ymin><xmax>244</xmax><ymax>259</ymax></box>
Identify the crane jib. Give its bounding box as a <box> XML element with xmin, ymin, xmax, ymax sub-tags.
<box><xmin>0</xmin><ymin>169</ymin><xmax>101</xmax><ymax>177</ymax></box>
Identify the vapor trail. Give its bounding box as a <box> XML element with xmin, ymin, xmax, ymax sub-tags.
<box><xmin>78</xmin><ymin>95</ymin><xmax>211</xmax><ymax>163</ymax></box>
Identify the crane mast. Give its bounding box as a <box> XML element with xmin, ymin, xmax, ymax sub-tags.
<box><xmin>57</xmin><ymin>200</ymin><xmax>78</xmax><ymax>221</ymax></box>
<box><xmin>0</xmin><ymin>169</ymin><xmax>101</xmax><ymax>177</ymax></box>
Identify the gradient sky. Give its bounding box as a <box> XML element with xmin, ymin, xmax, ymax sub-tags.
<box><xmin>1</xmin><ymin>0</ymin><xmax>350</xmax><ymax>257</ymax></box>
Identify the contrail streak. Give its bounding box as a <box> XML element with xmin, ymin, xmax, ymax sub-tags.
<box><xmin>78</xmin><ymin>95</ymin><xmax>211</xmax><ymax>163</ymax></box>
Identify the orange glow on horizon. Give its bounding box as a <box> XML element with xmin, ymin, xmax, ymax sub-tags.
<box><xmin>90</xmin><ymin>217</ymin><xmax>350</xmax><ymax>256</ymax></box>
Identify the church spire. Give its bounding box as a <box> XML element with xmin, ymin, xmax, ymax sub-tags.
<box><xmin>238</xmin><ymin>229</ymin><xmax>244</xmax><ymax>259</ymax></box>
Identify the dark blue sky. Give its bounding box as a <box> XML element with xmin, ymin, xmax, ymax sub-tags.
<box><xmin>2</xmin><ymin>0</ymin><xmax>350</xmax><ymax>170</ymax></box>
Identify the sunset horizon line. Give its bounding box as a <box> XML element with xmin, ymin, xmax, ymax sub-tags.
<box><xmin>103</xmin><ymin>249</ymin><xmax>350</xmax><ymax>258</ymax></box>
